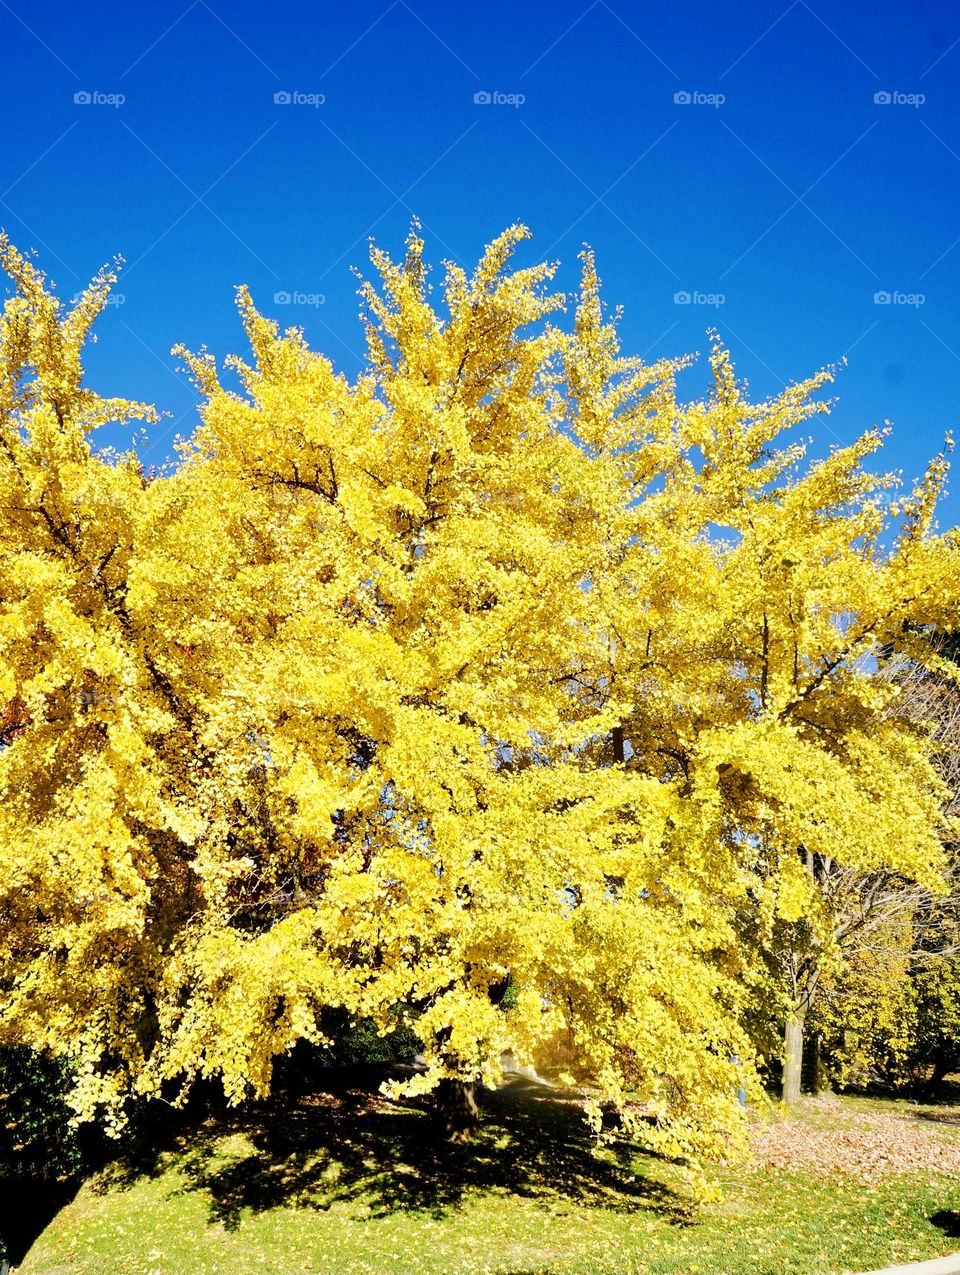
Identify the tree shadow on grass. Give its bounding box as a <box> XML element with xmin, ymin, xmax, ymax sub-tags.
<box><xmin>913</xmin><ymin>1108</ymin><xmax>960</xmax><ymax>1126</ymax></box>
<box><xmin>904</xmin><ymin>1082</ymin><xmax>960</xmax><ymax>1127</ymax></box>
<box><xmin>931</xmin><ymin>1209</ymin><xmax>960</xmax><ymax>1239</ymax></box>
<box><xmin>0</xmin><ymin>1177</ymin><xmax>78</xmax><ymax>1267</ymax></box>
<box><xmin>97</xmin><ymin>1069</ymin><xmax>690</xmax><ymax>1232</ymax></box>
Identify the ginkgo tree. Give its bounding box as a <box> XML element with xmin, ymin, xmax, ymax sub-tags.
<box><xmin>561</xmin><ymin>264</ymin><xmax>959</xmax><ymax>1103</ymax></box>
<box><xmin>0</xmin><ymin>225</ymin><xmax>957</xmax><ymax>1175</ymax></box>
<box><xmin>808</xmin><ymin>634</ymin><xmax>960</xmax><ymax>1094</ymax></box>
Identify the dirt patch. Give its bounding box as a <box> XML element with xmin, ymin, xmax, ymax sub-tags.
<box><xmin>748</xmin><ymin>1096</ymin><xmax>960</xmax><ymax>1182</ymax></box>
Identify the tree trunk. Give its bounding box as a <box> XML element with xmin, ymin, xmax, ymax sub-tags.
<box><xmin>803</xmin><ymin>1028</ymin><xmax>822</xmax><ymax>1095</ymax></box>
<box><xmin>434</xmin><ymin>1078</ymin><xmax>479</xmax><ymax>1142</ymax></box>
<box><xmin>782</xmin><ymin>1010</ymin><xmax>805</xmax><ymax>1104</ymax></box>
<box><xmin>926</xmin><ymin>1056</ymin><xmax>950</xmax><ymax>1098</ymax></box>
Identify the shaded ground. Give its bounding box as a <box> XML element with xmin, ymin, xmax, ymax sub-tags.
<box><xmin>97</xmin><ymin>1068</ymin><xmax>682</xmax><ymax>1229</ymax></box>
<box><xmin>15</xmin><ymin>1079</ymin><xmax>960</xmax><ymax>1275</ymax></box>
<box><xmin>0</xmin><ymin>1179</ymin><xmax>77</xmax><ymax>1269</ymax></box>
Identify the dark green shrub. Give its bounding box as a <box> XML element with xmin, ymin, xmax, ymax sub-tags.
<box><xmin>0</xmin><ymin>1046</ymin><xmax>85</xmax><ymax>1263</ymax></box>
<box><xmin>0</xmin><ymin>1046</ymin><xmax>83</xmax><ymax>1183</ymax></box>
<box><xmin>326</xmin><ymin>1013</ymin><xmax>423</xmax><ymax>1066</ymax></box>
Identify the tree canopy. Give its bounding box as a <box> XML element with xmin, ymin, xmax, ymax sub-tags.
<box><xmin>0</xmin><ymin>225</ymin><xmax>957</xmax><ymax>1171</ymax></box>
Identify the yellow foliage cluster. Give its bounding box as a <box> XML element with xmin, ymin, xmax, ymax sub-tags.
<box><xmin>0</xmin><ymin>225</ymin><xmax>957</xmax><ymax>1171</ymax></box>
<box><xmin>815</xmin><ymin>934</ymin><xmax>918</xmax><ymax>1089</ymax></box>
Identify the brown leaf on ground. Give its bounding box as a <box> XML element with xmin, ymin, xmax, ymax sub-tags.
<box><xmin>747</xmin><ymin>1096</ymin><xmax>960</xmax><ymax>1182</ymax></box>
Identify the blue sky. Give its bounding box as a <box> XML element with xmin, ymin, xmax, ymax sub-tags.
<box><xmin>3</xmin><ymin>0</ymin><xmax>959</xmax><ymax>522</ymax></box>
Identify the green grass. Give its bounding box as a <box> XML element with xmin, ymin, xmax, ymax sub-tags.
<box><xmin>15</xmin><ymin>1079</ymin><xmax>960</xmax><ymax>1275</ymax></box>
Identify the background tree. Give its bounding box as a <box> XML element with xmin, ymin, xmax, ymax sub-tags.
<box><xmin>811</xmin><ymin>632</ymin><xmax>960</xmax><ymax>1094</ymax></box>
<box><xmin>559</xmin><ymin>277</ymin><xmax>960</xmax><ymax>1103</ymax></box>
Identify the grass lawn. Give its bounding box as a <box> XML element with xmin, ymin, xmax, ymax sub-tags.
<box><xmin>13</xmin><ymin>1076</ymin><xmax>960</xmax><ymax>1275</ymax></box>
